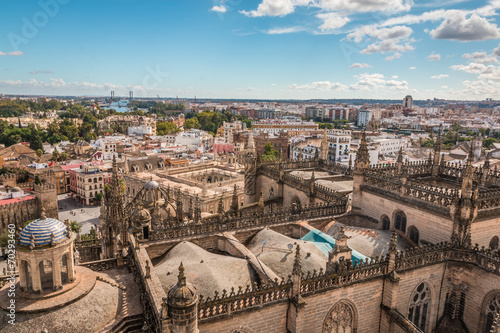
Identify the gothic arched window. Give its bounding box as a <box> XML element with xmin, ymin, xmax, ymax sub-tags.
<box><xmin>322</xmin><ymin>300</ymin><xmax>357</xmax><ymax>333</ymax></box>
<box><xmin>490</xmin><ymin>236</ymin><xmax>499</xmax><ymax>250</ymax></box>
<box><xmin>381</xmin><ymin>215</ymin><xmax>390</xmax><ymax>230</ymax></box>
<box><xmin>484</xmin><ymin>293</ymin><xmax>500</xmax><ymax>333</ymax></box>
<box><xmin>408</xmin><ymin>283</ymin><xmax>430</xmax><ymax>331</ymax></box>
<box><xmin>395</xmin><ymin>211</ymin><xmax>407</xmax><ymax>233</ymax></box>
<box><xmin>408</xmin><ymin>226</ymin><xmax>420</xmax><ymax>245</ymax></box>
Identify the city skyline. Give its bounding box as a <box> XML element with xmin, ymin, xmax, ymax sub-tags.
<box><xmin>1</xmin><ymin>0</ymin><xmax>500</xmax><ymax>100</ymax></box>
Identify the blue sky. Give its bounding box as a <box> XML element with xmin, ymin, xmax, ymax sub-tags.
<box><xmin>1</xmin><ymin>0</ymin><xmax>500</xmax><ymax>100</ymax></box>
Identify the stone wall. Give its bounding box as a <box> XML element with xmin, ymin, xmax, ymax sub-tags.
<box><xmin>471</xmin><ymin>217</ymin><xmax>500</xmax><ymax>249</ymax></box>
<box><xmin>356</xmin><ymin>190</ymin><xmax>454</xmax><ymax>245</ymax></box>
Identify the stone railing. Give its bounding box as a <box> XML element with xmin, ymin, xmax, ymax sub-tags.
<box><xmin>476</xmin><ymin>188</ymin><xmax>500</xmax><ymax>210</ymax></box>
<box><xmin>194</xmin><ymin>243</ymin><xmax>500</xmax><ymax>323</ymax></box>
<box><xmin>198</xmin><ymin>280</ymin><xmax>292</xmax><ymax>322</ymax></box>
<box><xmin>150</xmin><ymin>203</ymin><xmax>347</xmax><ymax>241</ymax></box>
<box><xmin>300</xmin><ymin>258</ymin><xmax>387</xmax><ymax>296</ymax></box>
<box><xmin>80</xmin><ymin>257</ymin><xmax>121</xmax><ymax>271</ymax></box>
<box><xmin>404</xmin><ymin>181</ymin><xmax>457</xmax><ymax>207</ymax></box>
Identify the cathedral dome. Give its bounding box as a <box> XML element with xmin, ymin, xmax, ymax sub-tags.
<box><xmin>144</xmin><ymin>180</ymin><xmax>159</xmax><ymax>191</ymax></box>
<box><xmin>19</xmin><ymin>212</ymin><xmax>68</xmax><ymax>247</ymax></box>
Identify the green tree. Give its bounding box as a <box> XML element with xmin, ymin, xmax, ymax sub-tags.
<box><xmin>157</xmin><ymin>122</ymin><xmax>179</xmax><ymax>135</ymax></box>
<box><xmin>34</xmin><ymin>175</ymin><xmax>43</xmax><ymax>185</ymax></box>
<box><xmin>60</xmin><ymin>152</ymin><xmax>68</xmax><ymax>161</ymax></box>
<box><xmin>70</xmin><ymin>220</ymin><xmax>82</xmax><ymax>234</ymax></box>
<box><xmin>95</xmin><ymin>192</ymin><xmax>104</xmax><ymax>203</ymax></box>
<box><xmin>29</xmin><ymin>126</ymin><xmax>44</xmax><ymax>152</ymax></box>
<box><xmin>52</xmin><ymin>148</ymin><xmax>60</xmax><ymax>161</ymax></box>
<box><xmin>36</xmin><ymin>149</ymin><xmax>44</xmax><ymax>157</ymax></box>
<box><xmin>184</xmin><ymin>117</ymin><xmax>201</xmax><ymax>130</ymax></box>
<box><xmin>262</xmin><ymin>142</ymin><xmax>280</xmax><ymax>161</ymax></box>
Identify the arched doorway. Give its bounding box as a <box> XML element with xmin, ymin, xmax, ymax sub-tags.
<box><xmin>61</xmin><ymin>254</ymin><xmax>69</xmax><ymax>284</ymax></box>
<box><xmin>381</xmin><ymin>215</ymin><xmax>390</xmax><ymax>230</ymax></box>
<box><xmin>408</xmin><ymin>226</ymin><xmax>420</xmax><ymax>245</ymax></box>
<box><xmin>395</xmin><ymin>211</ymin><xmax>407</xmax><ymax>233</ymax></box>
<box><xmin>39</xmin><ymin>260</ymin><xmax>53</xmax><ymax>291</ymax></box>
<box><xmin>490</xmin><ymin>236</ymin><xmax>499</xmax><ymax>250</ymax></box>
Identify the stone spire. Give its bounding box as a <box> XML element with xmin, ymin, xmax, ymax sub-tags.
<box><xmin>354</xmin><ymin>131</ymin><xmax>370</xmax><ymax>173</ymax></box>
<box><xmin>397</xmin><ymin>147</ymin><xmax>404</xmax><ymax>175</ymax></box>
<box><xmin>177</xmin><ymin>262</ymin><xmax>186</xmax><ymax>287</ymax></box>
<box><xmin>321</xmin><ymin>128</ymin><xmax>329</xmax><ymax>161</ymax></box>
<box><xmin>258</xmin><ymin>191</ymin><xmax>264</xmax><ymax>211</ymax></box>
<box><xmin>176</xmin><ymin>189</ymin><xmax>184</xmax><ymax>222</ymax></box>
<box><xmin>432</xmin><ymin>125</ymin><xmax>443</xmax><ymax>177</ymax></box>
<box><xmin>194</xmin><ymin>195</ymin><xmax>201</xmax><ymax>223</ymax></box>
<box><xmin>388</xmin><ymin>229</ymin><xmax>398</xmax><ymax>273</ymax></box>
<box><xmin>482</xmin><ymin>152</ymin><xmax>491</xmax><ymax>186</ymax></box>
<box><xmin>230</xmin><ymin>184</ymin><xmax>239</xmax><ymax>211</ymax></box>
<box><xmin>292</xmin><ymin>244</ymin><xmax>301</xmax><ymax>277</ymax></box>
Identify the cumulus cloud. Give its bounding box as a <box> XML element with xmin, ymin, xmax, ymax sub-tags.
<box><xmin>289</xmin><ymin>80</ymin><xmax>346</xmax><ymax>91</ymax></box>
<box><xmin>431</xmin><ymin>74</ymin><xmax>449</xmax><ymax>79</ymax></box>
<box><xmin>347</xmin><ymin>26</ymin><xmax>414</xmax><ymax>55</ymax></box>
<box><xmin>494</xmin><ymin>43</ymin><xmax>500</xmax><ymax>57</ymax></box>
<box><xmin>386</xmin><ymin>52</ymin><xmax>402</xmax><ymax>61</ymax></box>
<box><xmin>349</xmin><ymin>73</ymin><xmax>408</xmax><ymax>92</ymax></box>
<box><xmin>409</xmin><ymin>66</ymin><xmax>416</xmax><ymax>70</ymax></box>
<box><xmin>240</xmin><ymin>0</ymin><xmax>295</xmax><ymax>17</ymax></box>
<box><xmin>210</xmin><ymin>5</ymin><xmax>227</xmax><ymax>13</ymax></box>
<box><xmin>349</xmin><ymin>63</ymin><xmax>372</xmax><ymax>68</ymax></box>
<box><xmin>241</xmin><ymin>0</ymin><xmax>411</xmax><ymax>17</ymax></box>
<box><xmin>451</xmin><ymin>62</ymin><xmax>494</xmax><ymax>75</ymax></box>
<box><xmin>361</xmin><ymin>40</ymin><xmax>414</xmax><ymax>54</ymax></box>
<box><xmin>463</xmin><ymin>51</ymin><xmax>497</xmax><ymax>64</ymax></box>
<box><xmin>430</xmin><ymin>12</ymin><xmax>500</xmax><ymax>41</ymax></box>
<box><xmin>428</xmin><ymin>52</ymin><xmax>441</xmax><ymax>61</ymax></box>
<box><xmin>317</xmin><ymin>13</ymin><xmax>350</xmax><ymax>32</ymax></box>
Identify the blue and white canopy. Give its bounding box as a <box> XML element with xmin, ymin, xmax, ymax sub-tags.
<box><xmin>19</xmin><ymin>217</ymin><xmax>68</xmax><ymax>247</ymax></box>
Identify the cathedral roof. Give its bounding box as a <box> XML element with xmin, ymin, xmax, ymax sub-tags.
<box><xmin>19</xmin><ymin>214</ymin><xmax>67</xmax><ymax>247</ymax></box>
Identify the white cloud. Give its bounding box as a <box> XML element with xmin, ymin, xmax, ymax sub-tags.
<box><xmin>210</xmin><ymin>5</ymin><xmax>227</xmax><ymax>13</ymax></box>
<box><xmin>241</xmin><ymin>0</ymin><xmax>411</xmax><ymax>18</ymax></box>
<box><xmin>350</xmin><ymin>73</ymin><xmax>408</xmax><ymax>92</ymax></box>
<box><xmin>494</xmin><ymin>43</ymin><xmax>500</xmax><ymax>57</ymax></box>
<box><xmin>428</xmin><ymin>52</ymin><xmax>441</xmax><ymax>61</ymax></box>
<box><xmin>431</xmin><ymin>74</ymin><xmax>449</xmax><ymax>79</ymax></box>
<box><xmin>409</xmin><ymin>66</ymin><xmax>416</xmax><ymax>70</ymax></box>
<box><xmin>347</xmin><ymin>25</ymin><xmax>413</xmax><ymax>43</ymax></box>
<box><xmin>2</xmin><ymin>51</ymin><xmax>24</xmax><ymax>56</ymax></box>
<box><xmin>392</xmin><ymin>75</ymin><xmax>399</xmax><ymax>79</ymax></box>
<box><xmin>317</xmin><ymin>13</ymin><xmax>350</xmax><ymax>32</ymax></box>
<box><xmin>451</xmin><ymin>62</ymin><xmax>494</xmax><ymax>75</ymax></box>
<box><xmin>462</xmin><ymin>51</ymin><xmax>497</xmax><ymax>64</ymax></box>
<box><xmin>289</xmin><ymin>80</ymin><xmax>346</xmax><ymax>91</ymax></box>
<box><xmin>386</xmin><ymin>52</ymin><xmax>402</xmax><ymax>61</ymax></box>
<box><xmin>361</xmin><ymin>40</ymin><xmax>414</xmax><ymax>54</ymax></box>
<box><xmin>240</xmin><ymin>0</ymin><xmax>295</xmax><ymax>17</ymax></box>
<box><xmin>265</xmin><ymin>26</ymin><xmax>305</xmax><ymax>34</ymax></box>
<box><xmin>349</xmin><ymin>63</ymin><xmax>372</xmax><ymax>68</ymax></box>
<box><xmin>430</xmin><ymin>12</ymin><xmax>500</xmax><ymax>41</ymax></box>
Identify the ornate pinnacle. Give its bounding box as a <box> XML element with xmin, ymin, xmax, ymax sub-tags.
<box><xmin>292</xmin><ymin>245</ymin><xmax>301</xmax><ymax>276</ymax></box>
<box><xmin>397</xmin><ymin>147</ymin><xmax>403</xmax><ymax>164</ymax></box>
<box><xmin>389</xmin><ymin>229</ymin><xmax>398</xmax><ymax>254</ymax></box>
<box><xmin>177</xmin><ymin>262</ymin><xmax>186</xmax><ymax>287</ymax></box>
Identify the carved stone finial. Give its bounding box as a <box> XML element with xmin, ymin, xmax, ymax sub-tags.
<box><xmin>177</xmin><ymin>262</ymin><xmax>186</xmax><ymax>287</ymax></box>
<box><xmin>145</xmin><ymin>260</ymin><xmax>151</xmax><ymax>279</ymax></box>
<box><xmin>389</xmin><ymin>229</ymin><xmax>398</xmax><ymax>254</ymax></box>
<box><xmin>29</xmin><ymin>232</ymin><xmax>35</xmax><ymax>250</ymax></box>
<box><xmin>292</xmin><ymin>245</ymin><xmax>301</xmax><ymax>276</ymax></box>
<box><xmin>50</xmin><ymin>232</ymin><xmax>55</xmax><ymax>247</ymax></box>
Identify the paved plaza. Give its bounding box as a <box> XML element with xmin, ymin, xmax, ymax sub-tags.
<box><xmin>57</xmin><ymin>193</ymin><xmax>101</xmax><ymax>235</ymax></box>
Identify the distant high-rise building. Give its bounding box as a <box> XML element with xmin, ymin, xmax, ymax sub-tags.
<box><xmin>111</xmin><ymin>91</ymin><xmax>115</xmax><ymax>99</ymax></box>
<box><xmin>357</xmin><ymin>109</ymin><xmax>372</xmax><ymax>127</ymax></box>
<box><xmin>129</xmin><ymin>91</ymin><xmax>133</xmax><ymax>100</ymax></box>
<box><xmin>403</xmin><ymin>95</ymin><xmax>413</xmax><ymax>109</ymax></box>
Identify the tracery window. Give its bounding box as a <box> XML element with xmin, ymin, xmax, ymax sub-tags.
<box><xmin>322</xmin><ymin>301</ymin><xmax>357</xmax><ymax>333</ymax></box>
<box><xmin>408</xmin><ymin>283</ymin><xmax>430</xmax><ymax>331</ymax></box>
<box><xmin>484</xmin><ymin>293</ymin><xmax>500</xmax><ymax>333</ymax></box>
